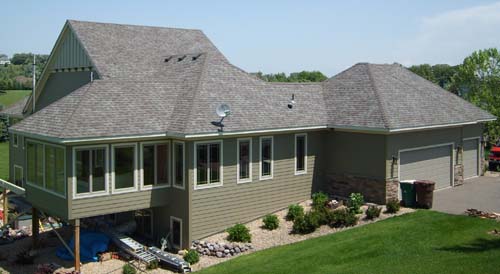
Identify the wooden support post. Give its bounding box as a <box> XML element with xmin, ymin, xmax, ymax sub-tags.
<box><xmin>74</xmin><ymin>219</ymin><xmax>80</xmax><ymax>273</ymax></box>
<box><xmin>32</xmin><ymin>207</ymin><xmax>39</xmax><ymax>248</ymax></box>
<box><xmin>2</xmin><ymin>188</ymin><xmax>7</xmax><ymax>225</ymax></box>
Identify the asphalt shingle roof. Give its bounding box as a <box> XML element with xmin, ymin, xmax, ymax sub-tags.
<box><xmin>11</xmin><ymin>21</ymin><xmax>496</xmax><ymax>140</ymax></box>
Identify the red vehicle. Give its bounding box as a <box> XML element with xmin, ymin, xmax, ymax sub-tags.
<box><xmin>489</xmin><ymin>146</ymin><xmax>500</xmax><ymax>169</ymax></box>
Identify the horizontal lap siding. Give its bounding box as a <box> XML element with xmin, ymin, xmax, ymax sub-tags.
<box><xmin>190</xmin><ymin>132</ymin><xmax>322</xmax><ymax>240</ymax></box>
<box><xmin>26</xmin><ymin>184</ymin><xmax>68</xmax><ymax>219</ymax></box>
<box><xmin>70</xmin><ymin>188</ymin><xmax>170</xmax><ymax>219</ymax></box>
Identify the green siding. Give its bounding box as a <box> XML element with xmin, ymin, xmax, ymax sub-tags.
<box><xmin>35</xmin><ymin>71</ymin><xmax>91</xmax><ymax>111</ymax></box>
<box><xmin>189</xmin><ymin>132</ymin><xmax>324</xmax><ymax>240</ymax></box>
<box><xmin>53</xmin><ymin>28</ymin><xmax>92</xmax><ymax>70</ymax></box>
<box><xmin>326</xmin><ymin>131</ymin><xmax>386</xmax><ymax>179</ymax></box>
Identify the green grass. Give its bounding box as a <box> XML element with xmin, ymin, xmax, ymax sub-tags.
<box><xmin>199</xmin><ymin>211</ymin><xmax>500</xmax><ymax>274</ymax></box>
<box><xmin>0</xmin><ymin>90</ymin><xmax>30</xmax><ymax>108</ymax></box>
<box><xmin>0</xmin><ymin>142</ymin><xmax>8</xmax><ymax>180</ymax></box>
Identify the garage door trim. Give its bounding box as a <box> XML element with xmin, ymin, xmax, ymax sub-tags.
<box><xmin>463</xmin><ymin>136</ymin><xmax>481</xmax><ymax>180</ymax></box>
<box><xmin>398</xmin><ymin>142</ymin><xmax>455</xmax><ymax>187</ymax></box>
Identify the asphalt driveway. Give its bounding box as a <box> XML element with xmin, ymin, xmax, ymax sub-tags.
<box><xmin>432</xmin><ymin>176</ymin><xmax>500</xmax><ymax>215</ymax></box>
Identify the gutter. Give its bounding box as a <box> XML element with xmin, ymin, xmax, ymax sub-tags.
<box><xmin>9</xmin><ymin>119</ymin><xmax>495</xmax><ymax>144</ymax></box>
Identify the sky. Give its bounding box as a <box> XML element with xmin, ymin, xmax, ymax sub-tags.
<box><xmin>1</xmin><ymin>0</ymin><xmax>500</xmax><ymax>76</ymax></box>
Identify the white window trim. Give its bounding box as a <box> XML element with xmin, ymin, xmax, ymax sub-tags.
<box><xmin>170</xmin><ymin>216</ymin><xmax>183</xmax><ymax>249</ymax></box>
<box><xmin>194</xmin><ymin>140</ymin><xmax>223</xmax><ymax>190</ymax></box>
<box><xmin>12</xmin><ymin>134</ymin><xmax>18</xmax><ymax>148</ymax></box>
<box><xmin>26</xmin><ymin>139</ymin><xmax>67</xmax><ymax>199</ymax></box>
<box><xmin>139</xmin><ymin>141</ymin><xmax>171</xmax><ymax>190</ymax></box>
<box><xmin>13</xmin><ymin>164</ymin><xmax>23</xmax><ymax>187</ymax></box>
<box><xmin>237</xmin><ymin>138</ymin><xmax>252</xmax><ymax>184</ymax></box>
<box><xmin>259</xmin><ymin>136</ymin><xmax>274</xmax><ymax>180</ymax></box>
<box><xmin>72</xmin><ymin>144</ymin><xmax>110</xmax><ymax>199</ymax></box>
<box><xmin>294</xmin><ymin>133</ymin><xmax>308</xmax><ymax>175</ymax></box>
<box><xmin>172</xmin><ymin>141</ymin><xmax>186</xmax><ymax>190</ymax></box>
<box><xmin>111</xmin><ymin>143</ymin><xmax>139</xmax><ymax>194</ymax></box>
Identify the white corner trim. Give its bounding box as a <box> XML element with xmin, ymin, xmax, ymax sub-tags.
<box><xmin>259</xmin><ymin>136</ymin><xmax>274</xmax><ymax>180</ymax></box>
<box><xmin>111</xmin><ymin>143</ymin><xmax>139</xmax><ymax>194</ymax></box>
<box><xmin>170</xmin><ymin>216</ymin><xmax>183</xmax><ymax>249</ymax></box>
<box><xmin>139</xmin><ymin>141</ymin><xmax>171</xmax><ymax>190</ymax></box>
<box><xmin>294</xmin><ymin>133</ymin><xmax>308</xmax><ymax>175</ymax></box>
<box><xmin>236</xmin><ymin>138</ymin><xmax>252</xmax><ymax>184</ymax></box>
<box><xmin>193</xmin><ymin>140</ymin><xmax>224</xmax><ymax>190</ymax></box>
<box><xmin>72</xmin><ymin>144</ymin><xmax>110</xmax><ymax>199</ymax></box>
<box><xmin>172</xmin><ymin>141</ymin><xmax>186</xmax><ymax>190</ymax></box>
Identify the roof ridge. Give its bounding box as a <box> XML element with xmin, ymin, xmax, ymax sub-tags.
<box><xmin>67</xmin><ymin>19</ymin><xmax>202</xmax><ymax>32</ymax></box>
<box><xmin>366</xmin><ymin>64</ymin><xmax>391</xmax><ymax>129</ymax></box>
<box><xmin>180</xmin><ymin>53</ymin><xmax>211</xmax><ymax>132</ymax></box>
<box><xmin>59</xmin><ymin>83</ymin><xmax>94</xmax><ymax>138</ymax></box>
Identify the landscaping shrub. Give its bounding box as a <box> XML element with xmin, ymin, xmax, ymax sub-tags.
<box><xmin>292</xmin><ymin>211</ymin><xmax>320</xmax><ymax>234</ymax></box>
<box><xmin>147</xmin><ymin>260</ymin><xmax>159</xmax><ymax>270</ymax></box>
<box><xmin>286</xmin><ymin>204</ymin><xmax>304</xmax><ymax>221</ymax></box>
<box><xmin>348</xmin><ymin>193</ymin><xmax>364</xmax><ymax>214</ymax></box>
<box><xmin>312</xmin><ymin>192</ymin><xmax>329</xmax><ymax>210</ymax></box>
<box><xmin>122</xmin><ymin>264</ymin><xmax>137</xmax><ymax>274</ymax></box>
<box><xmin>386</xmin><ymin>199</ymin><xmax>400</xmax><ymax>213</ymax></box>
<box><xmin>328</xmin><ymin>207</ymin><xmax>359</xmax><ymax>227</ymax></box>
<box><xmin>183</xmin><ymin>249</ymin><xmax>200</xmax><ymax>265</ymax></box>
<box><xmin>262</xmin><ymin>214</ymin><xmax>280</xmax><ymax>230</ymax></box>
<box><xmin>365</xmin><ymin>205</ymin><xmax>382</xmax><ymax>220</ymax></box>
<box><xmin>227</xmin><ymin>223</ymin><xmax>252</xmax><ymax>242</ymax></box>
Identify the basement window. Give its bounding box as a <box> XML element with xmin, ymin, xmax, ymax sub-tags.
<box><xmin>195</xmin><ymin>141</ymin><xmax>222</xmax><ymax>189</ymax></box>
<box><xmin>170</xmin><ymin>216</ymin><xmax>182</xmax><ymax>249</ymax></box>
<box><xmin>141</xmin><ymin>142</ymin><xmax>170</xmax><ymax>189</ymax></box>
<box><xmin>74</xmin><ymin>146</ymin><xmax>108</xmax><ymax>197</ymax></box>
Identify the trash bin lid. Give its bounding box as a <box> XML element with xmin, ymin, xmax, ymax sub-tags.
<box><xmin>400</xmin><ymin>180</ymin><xmax>416</xmax><ymax>184</ymax></box>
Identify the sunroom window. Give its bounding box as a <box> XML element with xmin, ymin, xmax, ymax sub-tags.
<box><xmin>75</xmin><ymin>147</ymin><xmax>107</xmax><ymax>195</ymax></box>
<box><xmin>173</xmin><ymin>142</ymin><xmax>185</xmax><ymax>189</ymax></box>
<box><xmin>112</xmin><ymin>144</ymin><xmax>137</xmax><ymax>191</ymax></box>
<box><xmin>195</xmin><ymin>141</ymin><xmax>222</xmax><ymax>188</ymax></box>
<box><xmin>141</xmin><ymin>143</ymin><xmax>169</xmax><ymax>188</ymax></box>
<box><xmin>27</xmin><ymin>141</ymin><xmax>66</xmax><ymax>196</ymax></box>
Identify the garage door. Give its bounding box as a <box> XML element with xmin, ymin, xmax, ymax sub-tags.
<box><xmin>463</xmin><ymin>139</ymin><xmax>479</xmax><ymax>179</ymax></box>
<box><xmin>400</xmin><ymin>144</ymin><xmax>453</xmax><ymax>190</ymax></box>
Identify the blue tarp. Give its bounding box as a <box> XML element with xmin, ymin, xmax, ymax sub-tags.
<box><xmin>56</xmin><ymin>231</ymin><xmax>110</xmax><ymax>262</ymax></box>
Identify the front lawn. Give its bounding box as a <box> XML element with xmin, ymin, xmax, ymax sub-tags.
<box><xmin>0</xmin><ymin>142</ymin><xmax>8</xmax><ymax>180</ymax></box>
<box><xmin>199</xmin><ymin>210</ymin><xmax>500</xmax><ymax>274</ymax></box>
<box><xmin>0</xmin><ymin>90</ymin><xmax>30</xmax><ymax>108</ymax></box>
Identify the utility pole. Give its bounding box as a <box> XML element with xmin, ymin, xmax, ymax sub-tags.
<box><xmin>32</xmin><ymin>54</ymin><xmax>36</xmax><ymax>113</ymax></box>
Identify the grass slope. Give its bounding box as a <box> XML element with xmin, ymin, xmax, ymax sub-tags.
<box><xmin>199</xmin><ymin>211</ymin><xmax>500</xmax><ymax>274</ymax></box>
<box><xmin>0</xmin><ymin>142</ymin><xmax>8</xmax><ymax>180</ymax></box>
<box><xmin>0</xmin><ymin>90</ymin><xmax>30</xmax><ymax>107</ymax></box>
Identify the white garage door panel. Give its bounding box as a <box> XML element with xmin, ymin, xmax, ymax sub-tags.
<box><xmin>400</xmin><ymin>145</ymin><xmax>452</xmax><ymax>190</ymax></box>
<box><xmin>463</xmin><ymin>139</ymin><xmax>479</xmax><ymax>179</ymax></box>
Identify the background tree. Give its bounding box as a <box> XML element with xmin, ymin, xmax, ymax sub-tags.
<box><xmin>452</xmin><ymin>48</ymin><xmax>500</xmax><ymax>142</ymax></box>
<box><xmin>254</xmin><ymin>71</ymin><xmax>327</xmax><ymax>82</ymax></box>
<box><xmin>408</xmin><ymin>64</ymin><xmax>458</xmax><ymax>91</ymax></box>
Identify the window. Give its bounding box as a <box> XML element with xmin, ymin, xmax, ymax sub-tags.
<box><xmin>112</xmin><ymin>144</ymin><xmax>138</xmax><ymax>192</ymax></box>
<box><xmin>13</xmin><ymin>165</ymin><xmax>23</xmax><ymax>187</ymax></box>
<box><xmin>74</xmin><ymin>146</ymin><xmax>107</xmax><ymax>197</ymax></box>
<box><xmin>194</xmin><ymin>141</ymin><xmax>222</xmax><ymax>189</ymax></box>
<box><xmin>12</xmin><ymin>134</ymin><xmax>18</xmax><ymax>148</ymax></box>
<box><xmin>141</xmin><ymin>142</ymin><xmax>170</xmax><ymax>189</ymax></box>
<box><xmin>237</xmin><ymin>138</ymin><xmax>252</xmax><ymax>183</ymax></box>
<box><xmin>295</xmin><ymin>133</ymin><xmax>307</xmax><ymax>174</ymax></box>
<box><xmin>26</xmin><ymin>141</ymin><xmax>66</xmax><ymax>196</ymax></box>
<box><xmin>173</xmin><ymin>142</ymin><xmax>185</xmax><ymax>189</ymax></box>
<box><xmin>170</xmin><ymin>216</ymin><xmax>182</xmax><ymax>248</ymax></box>
<box><xmin>135</xmin><ymin>209</ymin><xmax>153</xmax><ymax>238</ymax></box>
<box><xmin>260</xmin><ymin>136</ymin><xmax>273</xmax><ymax>180</ymax></box>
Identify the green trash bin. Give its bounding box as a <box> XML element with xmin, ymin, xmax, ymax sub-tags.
<box><xmin>400</xmin><ymin>180</ymin><xmax>416</xmax><ymax>207</ymax></box>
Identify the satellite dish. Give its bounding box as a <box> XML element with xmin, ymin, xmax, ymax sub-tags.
<box><xmin>216</xmin><ymin>104</ymin><xmax>231</xmax><ymax>117</ymax></box>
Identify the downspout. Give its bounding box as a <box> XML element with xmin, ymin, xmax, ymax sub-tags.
<box><xmin>32</xmin><ymin>55</ymin><xmax>36</xmax><ymax>113</ymax></box>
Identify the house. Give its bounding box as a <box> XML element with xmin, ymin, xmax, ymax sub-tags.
<box><xmin>6</xmin><ymin>19</ymin><xmax>495</xmax><ymax>258</ymax></box>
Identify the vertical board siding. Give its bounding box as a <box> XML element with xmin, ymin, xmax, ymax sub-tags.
<box><xmin>190</xmin><ymin>132</ymin><xmax>322</xmax><ymax>240</ymax></box>
<box><xmin>53</xmin><ymin>29</ymin><xmax>92</xmax><ymax>70</ymax></box>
